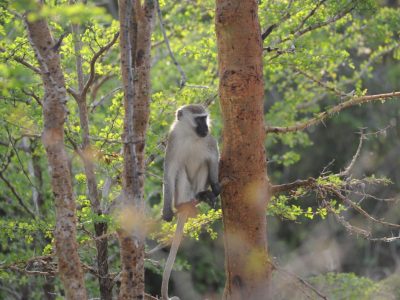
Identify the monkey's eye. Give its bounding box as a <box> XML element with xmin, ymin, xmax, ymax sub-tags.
<box><xmin>195</xmin><ymin>116</ymin><xmax>207</xmax><ymax>124</ymax></box>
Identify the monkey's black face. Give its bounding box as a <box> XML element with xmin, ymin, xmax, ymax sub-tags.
<box><xmin>194</xmin><ymin>116</ymin><xmax>208</xmax><ymax>137</ymax></box>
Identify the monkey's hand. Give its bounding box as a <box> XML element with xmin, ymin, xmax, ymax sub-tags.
<box><xmin>196</xmin><ymin>190</ymin><xmax>217</xmax><ymax>209</ymax></box>
<box><xmin>211</xmin><ymin>182</ymin><xmax>221</xmax><ymax>197</ymax></box>
<box><xmin>162</xmin><ymin>207</ymin><xmax>174</xmax><ymax>222</ymax></box>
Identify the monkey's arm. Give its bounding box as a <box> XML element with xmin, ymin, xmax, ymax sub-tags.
<box><xmin>163</xmin><ymin>134</ymin><xmax>177</xmax><ymax>222</ymax></box>
<box><xmin>207</xmin><ymin>137</ymin><xmax>221</xmax><ymax>197</ymax></box>
<box><xmin>196</xmin><ymin>138</ymin><xmax>220</xmax><ymax>208</ymax></box>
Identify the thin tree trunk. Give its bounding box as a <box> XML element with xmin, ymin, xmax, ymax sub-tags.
<box><xmin>43</xmin><ymin>276</ymin><xmax>56</xmax><ymax>300</ymax></box>
<box><xmin>215</xmin><ymin>0</ymin><xmax>273</xmax><ymax>299</ymax></box>
<box><xmin>71</xmin><ymin>21</ymin><xmax>112</xmax><ymax>300</ymax></box>
<box><xmin>25</xmin><ymin>13</ymin><xmax>87</xmax><ymax>300</ymax></box>
<box><xmin>21</xmin><ymin>137</ymin><xmax>40</xmax><ymax>215</ymax></box>
<box><xmin>23</xmin><ymin>138</ymin><xmax>56</xmax><ymax>299</ymax></box>
<box><xmin>30</xmin><ymin>140</ymin><xmax>45</xmax><ymax>209</ymax></box>
<box><xmin>117</xmin><ymin>1</ymin><xmax>154</xmax><ymax>299</ymax></box>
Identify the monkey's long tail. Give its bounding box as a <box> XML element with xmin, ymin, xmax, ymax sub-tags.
<box><xmin>161</xmin><ymin>211</ymin><xmax>188</xmax><ymax>300</ymax></box>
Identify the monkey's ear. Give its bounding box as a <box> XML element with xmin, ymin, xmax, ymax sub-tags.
<box><xmin>177</xmin><ymin>109</ymin><xmax>183</xmax><ymax>120</ymax></box>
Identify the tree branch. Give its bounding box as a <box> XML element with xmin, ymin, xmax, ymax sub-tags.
<box><xmin>338</xmin><ymin>131</ymin><xmax>364</xmax><ymax>177</ymax></box>
<box><xmin>328</xmin><ymin>187</ymin><xmax>400</xmax><ymax>229</ymax></box>
<box><xmin>293</xmin><ymin>66</ymin><xmax>345</xmax><ymax>97</ymax></box>
<box><xmin>270</xmin><ymin>178</ymin><xmax>316</xmax><ymax>195</ymax></box>
<box><xmin>90</xmin><ymin>74</ymin><xmax>115</xmax><ymax>103</ymax></box>
<box><xmin>270</xmin><ymin>126</ymin><xmax>400</xmax><ymax>241</ymax></box>
<box><xmin>0</xmin><ymin>171</ymin><xmax>36</xmax><ymax>218</ymax></box>
<box><xmin>273</xmin><ymin>3</ymin><xmax>355</xmax><ymax>46</ymax></box>
<box><xmin>21</xmin><ymin>89</ymin><xmax>42</xmax><ymax>106</ymax></box>
<box><xmin>1</xmin><ymin>47</ymin><xmax>41</xmax><ymax>74</ymax></box>
<box><xmin>81</xmin><ymin>32</ymin><xmax>120</xmax><ymax>99</ymax></box>
<box><xmin>90</xmin><ymin>86</ymin><xmax>122</xmax><ymax>112</ymax></box>
<box><xmin>266</xmin><ymin>91</ymin><xmax>400</xmax><ymax>134</ymax></box>
<box><xmin>293</xmin><ymin>4</ymin><xmax>355</xmax><ymax>40</ymax></box>
<box><xmin>261</xmin><ymin>0</ymin><xmax>294</xmax><ymax>40</ymax></box>
<box><xmin>273</xmin><ymin>261</ymin><xmax>328</xmax><ymax>300</ymax></box>
<box><xmin>155</xmin><ymin>0</ymin><xmax>186</xmax><ymax>88</ymax></box>
<box><xmin>292</xmin><ymin>0</ymin><xmax>327</xmax><ymax>35</ymax></box>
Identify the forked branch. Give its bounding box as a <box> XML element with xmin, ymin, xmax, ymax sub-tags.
<box><xmin>82</xmin><ymin>32</ymin><xmax>120</xmax><ymax>99</ymax></box>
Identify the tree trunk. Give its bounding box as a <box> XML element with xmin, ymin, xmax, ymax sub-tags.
<box><xmin>25</xmin><ymin>14</ymin><xmax>87</xmax><ymax>300</ymax></box>
<box><xmin>117</xmin><ymin>1</ymin><xmax>154</xmax><ymax>299</ymax></box>
<box><xmin>215</xmin><ymin>0</ymin><xmax>273</xmax><ymax>299</ymax></box>
<box><xmin>22</xmin><ymin>138</ymin><xmax>56</xmax><ymax>300</ymax></box>
<box><xmin>70</xmin><ymin>20</ymin><xmax>113</xmax><ymax>300</ymax></box>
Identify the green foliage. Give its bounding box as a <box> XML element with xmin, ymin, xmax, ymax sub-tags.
<box><xmin>0</xmin><ymin>218</ymin><xmax>54</xmax><ymax>261</ymax></box>
<box><xmin>0</xmin><ymin>0</ymin><xmax>399</xmax><ymax>298</ymax></box>
<box><xmin>262</xmin><ymin>0</ymin><xmax>399</xmax><ymax>167</ymax></box>
<box><xmin>310</xmin><ymin>272</ymin><xmax>379</xmax><ymax>300</ymax></box>
<box><xmin>268</xmin><ymin>193</ymin><xmax>331</xmax><ymax>221</ymax></box>
<box><xmin>151</xmin><ymin>208</ymin><xmax>222</xmax><ymax>245</ymax></box>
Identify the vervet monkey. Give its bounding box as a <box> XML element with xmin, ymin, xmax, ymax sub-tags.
<box><xmin>161</xmin><ymin>104</ymin><xmax>220</xmax><ymax>300</ymax></box>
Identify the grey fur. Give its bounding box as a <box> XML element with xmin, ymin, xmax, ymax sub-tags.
<box><xmin>162</xmin><ymin>105</ymin><xmax>220</xmax><ymax>221</ymax></box>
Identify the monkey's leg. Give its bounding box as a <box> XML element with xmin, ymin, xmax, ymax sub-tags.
<box><xmin>161</xmin><ymin>211</ymin><xmax>189</xmax><ymax>300</ymax></box>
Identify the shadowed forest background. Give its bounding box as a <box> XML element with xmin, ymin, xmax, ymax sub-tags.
<box><xmin>0</xmin><ymin>0</ymin><xmax>400</xmax><ymax>299</ymax></box>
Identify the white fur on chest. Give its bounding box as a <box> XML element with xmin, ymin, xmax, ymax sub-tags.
<box><xmin>178</xmin><ymin>137</ymin><xmax>210</xmax><ymax>171</ymax></box>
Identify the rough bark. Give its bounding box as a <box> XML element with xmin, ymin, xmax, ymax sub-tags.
<box><xmin>25</xmin><ymin>14</ymin><xmax>87</xmax><ymax>300</ymax></box>
<box><xmin>215</xmin><ymin>0</ymin><xmax>273</xmax><ymax>299</ymax></box>
<box><xmin>71</xmin><ymin>21</ymin><xmax>112</xmax><ymax>300</ymax></box>
<box><xmin>117</xmin><ymin>1</ymin><xmax>154</xmax><ymax>299</ymax></box>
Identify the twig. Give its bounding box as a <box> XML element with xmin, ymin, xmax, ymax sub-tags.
<box><xmin>9</xmin><ymin>265</ymin><xmax>54</xmax><ymax>276</ymax></box>
<box><xmin>12</xmin><ymin>56</ymin><xmax>41</xmax><ymax>74</ymax></box>
<box><xmin>277</xmin><ymin>4</ymin><xmax>355</xmax><ymax>45</ymax></box>
<box><xmin>0</xmin><ymin>172</ymin><xmax>36</xmax><ymax>218</ymax></box>
<box><xmin>292</xmin><ymin>0</ymin><xmax>327</xmax><ymax>35</ymax></box>
<box><xmin>0</xmin><ymin>146</ymin><xmax>13</xmax><ymax>173</ymax></box>
<box><xmin>90</xmin><ymin>86</ymin><xmax>122</xmax><ymax>112</ymax></box>
<box><xmin>0</xmin><ymin>283</ymin><xmax>20</xmax><ymax>300</ymax></box>
<box><xmin>293</xmin><ymin>66</ymin><xmax>345</xmax><ymax>97</ymax></box>
<box><xmin>328</xmin><ymin>205</ymin><xmax>371</xmax><ymax>238</ymax></box>
<box><xmin>82</xmin><ymin>32</ymin><xmax>120</xmax><ymax>99</ymax></box>
<box><xmin>273</xmin><ymin>261</ymin><xmax>327</xmax><ymax>300</ymax></box>
<box><xmin>342</xmin><ymin>43</ymin><xmax>399</xmax><ymax>86</ymax></box>
<box><xmin>90</xmin><ymin>74</ymin><xmax>116</xmax><ymax>103</ymax></box>
<box><xmin>203</xmin><ymin>93</ymin><xmax>218</xmax><ymax>107</ymax></box>
<box><xmin>155</xmin><ymin>0</ymin><xmax>187</xmax><ymax>88</ymax></box>
<box><xmin>6</xmin><ymin>127</ymin><xmax>37</xmax><ymax>190</ymax></box>
<box><xmin>261</xmin><ymin>0</ymin><xmax>294</xmax><ymax>40</ymax></box>
<box><xmin>338</xmin><ymin>130</ymin><xmax>364</xmax><ymax>177</ymax></box>
<box><xmin>370</xmin><ymin>235</ymin><xmax>400</xmax><ymax>243</ymax></box>
<box><xmin>270</xmin><ymin>178</ymin><xmax>315</xmax><ymax>195</ymax></box>
<box><xmin>146</xmin><ymin>243</ymin><xmax>165</xmax><ymax>256</ymax></box>
<box><xmin>266</xmin><ymin>91</ymin><xmax>400</xmax><ymax>134</ymax></box>
<box><xmin>293</xmin><ymin>4</ymin><xmax>354</xmax><ymax>39</ymax></box>
<box><xmin>328</xmin><ymin>187</ymin><xmax>400</xmax><ymax>229</ymax></box>
<box><xmin>0</xmin><ymin>47</ymin><xmax>41</xmax><ymax>74</ymax></box>
<box><xmin>21</xmin><ymin>89</ymin><xmax>42</xmax><ymax>106</ymax></box>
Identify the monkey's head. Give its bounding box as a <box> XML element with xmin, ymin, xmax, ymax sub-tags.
<box><xmin>176</xmin><ymin>104</ymin><xmax>209</xmax><ymax>138</ymax></box>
